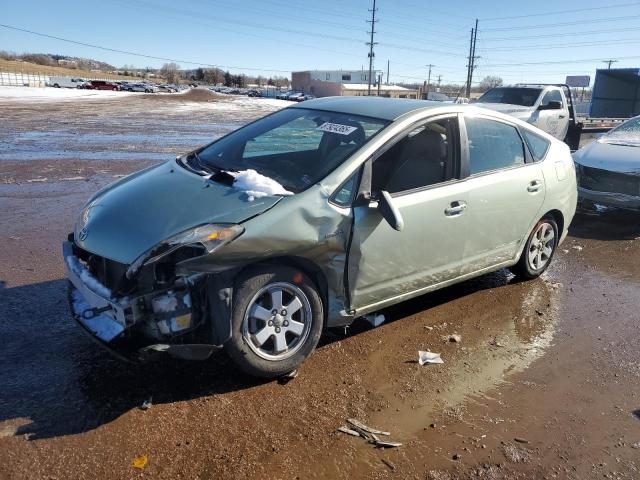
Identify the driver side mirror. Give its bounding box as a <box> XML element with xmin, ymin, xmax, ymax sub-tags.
<box><xmin>538</xmin><ymin>100</ymin><xmax>562</xmax><ymax>111</ymax></box>
<box><xmin>376</xmin><ymin>190</ymin><xmax>405</xmax><ymax>232</ymax></box>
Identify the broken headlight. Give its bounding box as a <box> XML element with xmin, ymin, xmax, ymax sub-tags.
<box><xmin>165</xmin><ymin>224</ymin><xmax>244</xmax><ymax>252</ymax></box>
<box><xmin>127</xmin><ymin>224</ymin><xmax>244</xmax><ymax>278</ymax></box>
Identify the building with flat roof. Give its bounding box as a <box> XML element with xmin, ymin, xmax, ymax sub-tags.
<box><xmin>291</xmin><ymin>70</ymin><xmax>418</xmax><ymax>99</ymax></box>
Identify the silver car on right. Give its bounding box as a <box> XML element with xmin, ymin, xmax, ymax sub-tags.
<box><xmin>573</xmin><ymin>115</ymin><xmax>640</xmax><ymax>211</ymax></box>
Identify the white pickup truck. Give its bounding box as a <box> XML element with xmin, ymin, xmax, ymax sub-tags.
<box><xmin>475</xmin><ymin>84</ymin><xmax>583</xmax><ymax>149</ymax></box>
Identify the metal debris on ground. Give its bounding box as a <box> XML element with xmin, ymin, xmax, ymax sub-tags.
<box><xmin>337</xmin><ymin>426</ymin><xmax>360</xmax><ymax>437</ymax></box>
<box><xmin>514</xmin><ymin>437</ymin><xmax>529</xmax><ymax>444</ymax></box>
<box><xmin>489</xmin><ymin>338</ymin><xmax>505</xmax><ymax>348</ymax></box>
<box><xmin>132</xmin><ymin>455</ymin><xmax>148</xmax><ymax>470</ymax></box>
<box><xmin>447</xmin><ymin>334</ymin><xmax>462</xmax><ymax>343</ymax></box>
<box><xmin>364</xmin><ymin>313</ymin><xmax>385</xmax><ymax>327</ymax></box>
<box><xmin>424</xmin><ymin>326</ymin><xmax>434</xmax><ymax>331</ymax></box>
<box><xmin>278</xmin><ymin>369</ymin><xmax>299</xmax><ymax>385</ymax></box>
<box><xmin>418</xmin><ymin>351</ymin><xmax>444</xmax><ymax>365</ymax></box>
<box><xmin>337</xmin><ymin>419</ymin><xmax>402</xmax><ymax>448</ymax></box>
<box><xmin>572</xmin><ymin>245</ymin><xmax>583</xmax><ymax>251</ymax></box>
<box><xmin>140</xmin><ymin>397</ymin><xmax>152</xmax><ymax>410</ymax></box>
<box><xmin>347</xmin><ymin>418</ymin><xmax>390</xmax><ymax>436</ymax></box>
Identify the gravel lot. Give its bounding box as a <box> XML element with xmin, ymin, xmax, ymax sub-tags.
<box><xmin>1</xmin><ymin>87</ymin><xmax>639</xmax><ymax>479</ymax></box>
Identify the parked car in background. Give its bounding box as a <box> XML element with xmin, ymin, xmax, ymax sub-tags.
<box><xmin>573</xmin><ymin>115</ymin><xmax>640</xmax><ymax>211</ymax></box>
<box><xmin>157</xmin><ymin>84</ymin><xmax>177</xmax><ymax>93</ymax></box>
<box><xmin>49</xmin><ymin>76</ymin><xmax>88</xmax><ymax>89</ymax></box>
<box><xmin>123</xmin><ymin>83</ymin><xmax>158</xmax><ymax>93</ymax></box>
<box><xmin>87</xmin><ymin>81</ymin><xmax>120</xmax><ymax>91</ymax></box>
<box><xmin>296</xmin><ymin>93</ymin><xmax>315</xmax><ymax>102</ymax></box>
<box><xmin>63</xmin><ymin>97</ymin><xmax>576</xmax><ymax>378</ymax></box>
<box><xmin>276</xmin><ymin>90</ymin><xmax>294</xmax><ymax>100</ymax></box>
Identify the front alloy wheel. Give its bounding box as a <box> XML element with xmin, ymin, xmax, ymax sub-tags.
<box><xmin>243</xmin><ymin>282</ymin><xmax>312</xmax><ymax>361</ymax></box>
<box><xmin>225</xmin><ymin>266</ymin><xmax>323</xmax><ymax>378</ymax></box>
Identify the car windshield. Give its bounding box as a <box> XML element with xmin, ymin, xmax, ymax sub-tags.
<box><xmin>603</xmin><ymin>116</ymin><xmax>640</xmax><ymax>146</ymax></box>
<box><xmin>478</xmin><ymin>87</ymin><xmax>543</xmax><ymax>107</ymax></box>
<box><xmin>192</xmin><ymin>108</ymin><xmax>390</xmax><ymax>192</ymax></box>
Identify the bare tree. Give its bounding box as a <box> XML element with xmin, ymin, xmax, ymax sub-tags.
<box><xmin>479</xmin><ymin>75</ymin><xmax>503</xmax><ymax>90</ymax></box>
<box><xmin>160</xmin><ymin>63</ymin><xmax>181</xmax><ymax>83</ymax></box>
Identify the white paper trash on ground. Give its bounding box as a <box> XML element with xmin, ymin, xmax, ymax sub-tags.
<box><xmin>418</xmin><ymin>351</ymin><xmax>444</xmax><ymax>365</ymax></box>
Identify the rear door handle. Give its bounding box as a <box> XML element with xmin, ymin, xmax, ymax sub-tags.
<box><xmin>527</xmin><ymin>180</ymin><xmax>543</xmax><ymax>193</ymax></box>
<box><xmin>558</xmin><ymin>115</ymin><xmax>566</xmax><ymax>119</ymax></box>
<box><xmin>445</xmin><ymin>201</ymin><xmax>467</xmax><ymax>216</ymax></box>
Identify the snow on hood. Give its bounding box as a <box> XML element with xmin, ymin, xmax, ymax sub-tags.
<box><xmin>231</xmin><ymin>169</ymin><xmax>293</xmax><ymax>202</ymax></box>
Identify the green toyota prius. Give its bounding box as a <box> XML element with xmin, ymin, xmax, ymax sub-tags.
<box><xmin>63</xmin><ymin>96</ymin><xmax>577</xmax><ymax>377</ymax></box>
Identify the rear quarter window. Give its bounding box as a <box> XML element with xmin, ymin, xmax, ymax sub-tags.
<box><xmin>522</xmin><ymin>129</ymin><xmax>551</xmax><ymax>162</ymax></box>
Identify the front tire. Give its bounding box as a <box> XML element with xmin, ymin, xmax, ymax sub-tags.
<box><xmin>511</xmin><ymin>216</ymin><xmax>559</xmax><ymax>279</ymax></box>
<box><xmin>225</xmin><ymin>266</ymin><xmax>323</xmax><ymax>378</ymax></box>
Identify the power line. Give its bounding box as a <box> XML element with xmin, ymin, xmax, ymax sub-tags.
<box><xmin>0</xmin><ymin>23</ymin><xmax>292</xmax><ymax>73</ymax></box>
<box><xmin>481</xmin><ymin>13</ymin><xmax>640</xmax><ymax>32</ymax></box>
<box><xmin>480</xmin><ymin>1</ymin><xmax>640</xmax><ymax>21</ymax></box>
<box><xmin>480</xmin><ymin>25</ymin><xmax>640</xmax><ymax>42</ymax></box>
<box><xmin>482</xmin><ymin>55</ymin><xmax>640</xmax><ymax>67</ymax></box>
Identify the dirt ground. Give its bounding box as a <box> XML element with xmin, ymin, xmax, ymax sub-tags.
<box><xmin>0</xmin><ymin>91</ymin><xmax>639</xmax><ymax>480</ymax></box>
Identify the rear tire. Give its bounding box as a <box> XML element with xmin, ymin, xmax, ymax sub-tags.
<box><xmin>510</xmin><ymin>216</ymin><xmax>559</xmax><ymax>280</ymax></box>
<box><xmin>225</xmin><ymin>266</ymin><xmax>323</xmax><ymax>378</ymax></box>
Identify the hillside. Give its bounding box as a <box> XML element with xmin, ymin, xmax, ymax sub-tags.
<box><xmin>0</xmin><ymin>58</ymin><xmax>141</xmax><ymax>81</ymax></box>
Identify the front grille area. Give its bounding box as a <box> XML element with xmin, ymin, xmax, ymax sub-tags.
<box><xmin>73</xmin><ymin>244</ymin><xmax>129</xmax><ymax>294</ymax></box>
<box><xmin>579</xmin><ymin>165</ymin><xmax>640</xmax><ymax>197</ymax></box>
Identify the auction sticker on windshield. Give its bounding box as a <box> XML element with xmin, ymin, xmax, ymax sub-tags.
<box><xmin>317</xmin><ymin>122</ymin><xmax>358</xmax><ymax>135</ymax></box>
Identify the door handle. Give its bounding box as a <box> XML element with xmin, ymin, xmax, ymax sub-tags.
<box><xmin>527</xmin><ymin>180</ymin><xmax>543</xmax><ymax>192</ymax></box>
<box><xmin>445</xmin><ymin>201</ymin><xmax>467</xmax><ymax>216</ymax></box>
<box><xmin>558</xmin><ymin>115</ymin><xmax>566</xmax><ymax>119</ymax></box>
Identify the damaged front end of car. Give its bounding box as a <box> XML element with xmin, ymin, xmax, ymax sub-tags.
<box><xmin>63</xmin><ymin>223</ymin><xmax>244</xmax><ymax>362</ymax></box>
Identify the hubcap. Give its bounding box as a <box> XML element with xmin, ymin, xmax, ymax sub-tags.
<box><xmin>527</xmin><ymin>222</ymin><xmax>556</xmax><ymax>271</ymax></box>
<box><xmin>242</xmin><ymin>282</ymin><xmax>312</xmax><ymax>361</ymax></box>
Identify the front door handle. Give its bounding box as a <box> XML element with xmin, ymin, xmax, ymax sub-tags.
<box><xmin>558</xmin><ymin>114</ymin><xmax>566</xmax><ymax>119</ymax></box>
<box><xmin>445</xmin><ymin>201</ymin><xmax>467</xmax><ymax>216</ymax></box>
<box><xmin>527</xmin><ymin>180</ymin><xmax>543</xmax><ymax>193</ymax></box>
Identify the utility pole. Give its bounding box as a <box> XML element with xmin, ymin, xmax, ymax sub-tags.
<box><xmin>603</xmin><ymin>59</ymin><xmax>618</xmax><ymax>69</ymax></box>
<box><xmin>465</xmin><ymin>19</ymin><xmax>479</xmax><ymax>99</ymax></box>
<box><xmin>386</xmin><ymin>59</ymin><xmax>390</xmax><ymax>85</ymax></box>
<box><xmin>366</xmin><ymin>0</ymin><xmax>378</xmax><ymax>95</ymax></box>
<box><xmin>437</xmin><ymin>74</ymin><xmax>442</xmax><ymax>89</ymax></box>
<box><xmin>425</xmin><ymin>64</ymin><xmax>434</xmax><ymax>98</ymax></box>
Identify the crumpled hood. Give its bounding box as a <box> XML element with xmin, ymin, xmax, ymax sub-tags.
<box><xmin>473</xmin><ymin>102</ymin><xmax>533</xmax><ymax>120</ymax></box>
<box><xmin>573</xmin><ymin>140</ymin><xmax>640</xmax><ymax>174</ymax></box>
<box><xmin>74</xmin><ymin>161</ymin><xmax>282</xmax><ymax>264</ymax></box>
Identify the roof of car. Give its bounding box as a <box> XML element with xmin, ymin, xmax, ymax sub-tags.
<box><xmin>290</xmin><ymin>96</ymin><xmax>444</xmax><ymax>121</ymax></box>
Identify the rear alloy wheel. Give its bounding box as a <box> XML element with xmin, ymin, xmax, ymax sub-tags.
<box><xmin>511</xmin><ymin>216</ymin><xmax>559</xmax><ymax>279</ymax></box>
<box><xmin>225</xmin><ymin>266</ymin><xmax>323</xmax><ymax>378</ymax></box>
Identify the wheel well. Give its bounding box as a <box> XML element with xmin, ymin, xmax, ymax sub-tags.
<box><xmin>238</xmin><ymin>257</ymin><xmax>329</xmax><ymax>322</ymax></box>
<box><xmin>545</xmin><ymin>209</ymin><xmax>564</xmax><ymax>236</ymax></box>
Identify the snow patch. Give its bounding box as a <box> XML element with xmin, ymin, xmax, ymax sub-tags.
<box><xmin>0</xmin><ymin>85</ymin><xmax>137</xmax><ymax>102</ymax></box>
<box><xmin>66</xmin><ymin>255</ymin><xmax>112</xmax><ymax>299</ymax></box>
<box><xmin>231</xmin><ymin>169</ymin><xmax>293</xmax><ymax>201</ymax></box>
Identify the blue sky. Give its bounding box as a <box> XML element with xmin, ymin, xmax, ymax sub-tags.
<box><xmin>1</xmin><ymin>0</ymin><xmax>640</xmax><ymax>86</ymax></box>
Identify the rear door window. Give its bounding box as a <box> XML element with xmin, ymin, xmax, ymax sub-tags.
<box><xmin>522</xmin><ymin>129</ymin><xmax>551</xmax><ymax>162</ymax></box>
<box><xmin>465</xmin><ymin>117</ymin><xmax>525</xmax><ymax>175</ymax></box>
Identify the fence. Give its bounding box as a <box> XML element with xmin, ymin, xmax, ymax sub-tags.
<box><xmin>0</xmin><ymin>71</ymin><xmax>145</xmax><ymax>87</ymax></box>
<box><xmin>0</xmin><ymin>71</ymin><xmax>50</xmax><ymax>87</ymax></box>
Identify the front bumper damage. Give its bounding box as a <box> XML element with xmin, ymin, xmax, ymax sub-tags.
<box><xmin>63</xmin><ymin>241</ymin><xmax>222</xmax><ymax>361</ymax></box>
